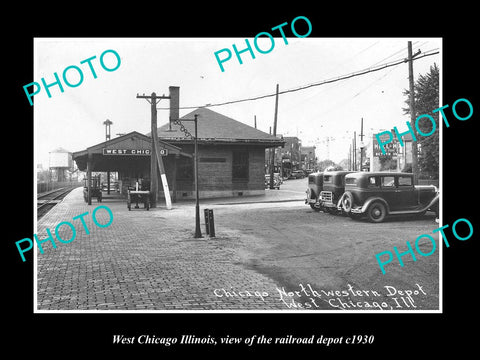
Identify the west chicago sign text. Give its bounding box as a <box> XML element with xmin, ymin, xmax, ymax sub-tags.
<box><xmin>102</xmin><ymin>148</ymin><xmax>168</xmax><ymax>156</ymax></box>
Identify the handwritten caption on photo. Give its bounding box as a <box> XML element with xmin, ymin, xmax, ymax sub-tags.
<box><xmin>214</xmin><ymin>283</ymin><xmax>426</xmax><ymax>310</ymax></box>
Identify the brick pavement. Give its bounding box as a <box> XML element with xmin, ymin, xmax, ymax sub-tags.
<box><xmin>36</xmin><ymin>188</ymin><xmax>290</xmax><ymax>311</ymax></box>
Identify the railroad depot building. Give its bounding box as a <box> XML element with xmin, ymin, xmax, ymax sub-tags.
<box><xmin>72</xmin><ymin>107</ymin><xmax>284</xmax><ymax>201</ymax></box>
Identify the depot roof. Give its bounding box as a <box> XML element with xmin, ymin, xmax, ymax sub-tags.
<box><xmin>153</xmin><ymin>107</ymin><xmax>284</xmax><ymax>147</ymax></box>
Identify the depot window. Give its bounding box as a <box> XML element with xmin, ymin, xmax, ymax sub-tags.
<box><xmin>232</xmin><ymin>151</ymin><xmax>249</xmax><ymax>180</ymax></box>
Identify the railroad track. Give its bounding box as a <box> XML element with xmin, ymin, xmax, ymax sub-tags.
<box><xmin>37</xmin><ymin>187</ymin><xmax>78</xmax><ymax>220</ymax></box>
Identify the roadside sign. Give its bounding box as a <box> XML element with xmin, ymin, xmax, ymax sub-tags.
<box><xmin>373</xmin><ymin>133</ymin><xmax>397</xmax><ymax>157</ymax></box>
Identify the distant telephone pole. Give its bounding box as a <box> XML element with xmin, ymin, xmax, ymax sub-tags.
<box><xmin>348</xmin><ymin>144</ymin><xmax>352</xmax><ymax>171</ymax></box>
<box><xmin>353</xmin><ymin>131</ymin><xmax>356</xmax><ymax>171</ymax></box>
<box><xmin>408</xmin><ymin>41</ymin><xmax>420</xmax><ymax>183</ymax></box>
<box><xmin>359</xmin><ymin>117</ymin><xmax>364</xmax><ymax>171</ymax></box>
<box><xmin>269</xmin><ymin>84</ymin><xmax>279</xmax><ymax>189</ymax></box>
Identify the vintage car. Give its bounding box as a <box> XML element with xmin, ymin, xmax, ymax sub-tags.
<box><xmin>339</xmin><ymin>172</ymin><xmax>439</xmax><ymax>223</ymax></box>
<box><xmin>305</xmin><ymin>172</ymin><xmax>323</xmax><ymax>211</ymax></box>
<box><xmin>319</xmin><ymin>171</ymin><xmax>354</xmax><ymax>213</ymax></box>
<box><xmin>289</xmin><ymin>170</ymin><xmax>305</xmax><ymax>179</ymax></box>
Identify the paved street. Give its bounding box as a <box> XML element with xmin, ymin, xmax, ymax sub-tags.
<box><xmin>36</xmin><ymin>179</ymin><xmax>440</xmax><ymax>311</ymax></box>
<box><xmin>209</xmin><ymin>178</ymin><xmax>440</xmax><ymax>310</ymax></box>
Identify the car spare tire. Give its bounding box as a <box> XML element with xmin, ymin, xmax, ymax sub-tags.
<box><xmin>342</xmin><ymin>191</ymin><xmax>353</xmax><ymax>213</ymax></box>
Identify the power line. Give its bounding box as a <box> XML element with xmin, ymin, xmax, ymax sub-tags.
<box><xmin>370</xmin><ymin>43</ymin><xmax>417</xmax><ymax>67</ymax></box>
<box><xmin>157</xmin><ymin>50</ymin><xmax>439</xmax><ymax>111</ymax></box>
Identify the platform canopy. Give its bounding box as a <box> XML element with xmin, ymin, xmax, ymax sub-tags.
<box><xmin>72</xmin><ymin>131</ymin><xmax>190</xmax><ymax>172</ymax></box>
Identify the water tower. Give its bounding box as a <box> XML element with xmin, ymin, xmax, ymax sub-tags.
<box><xmin>49</xmin><ymin>147</ymin><xmax>73</xmax><ymax>182</ymax></box>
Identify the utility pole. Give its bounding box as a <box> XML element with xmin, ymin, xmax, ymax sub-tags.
<box><xmin>350</xmin><ymin>138</ymin><xmax>353</xmax><ymax>170</ymax></box>
<box><xmin>269</xmin><ymin>84</ymin><xmax>279</xmax><ymax>189</ymax></box>
<box><xmin>408</xmin><ymin>41</ymin><xmax>420</xmax><ymax>184</ymax></box>
<box><xmin>348</xmin><ymin>144</ymin><xmax>352</xmax><ymax>171</ymax></box>
<box><xmin>353</xmin><ymin>131</ymin><xmax>357</xmax><ymax>171</ymax></box>
<box><xmin>359</xmin><ymin>117</ymin><xmax>364</xmax><ymax>171</ymax></box>
<box><xmin>136</xmin><ymin>92</ymin><xmax>172</xmax><ymax>209</ymax></box>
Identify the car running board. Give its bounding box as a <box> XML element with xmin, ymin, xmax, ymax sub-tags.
<box><xmin>388</xmin><ymin>195</ymin><xmax>439</xmax><ymax>215</ymax></box>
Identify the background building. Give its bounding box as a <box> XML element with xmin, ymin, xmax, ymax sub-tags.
<box><xmin>269</xmin><ymin>136</ymin><xmax>302</xmax><ymax>178</ymax></box>
<box><xmin>301</xmin><ymin>146</ymin><xmax>317</xmax><ymax>171</ymax></box>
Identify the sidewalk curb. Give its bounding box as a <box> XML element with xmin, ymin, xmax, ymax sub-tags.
<box><xmin>211</xmin><ymin>198</ymin><xmax>303</xmax><ymax>206</ymax></box>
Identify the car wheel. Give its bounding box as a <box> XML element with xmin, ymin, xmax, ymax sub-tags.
<box><xmin>367</xmin><ymin>201</ymin><xmax>387</xmax><ymax>223</ymax></box>
<box><xmin>342</xmin><ymin>191</ymin><xmax>353</xmax><ymax>213</ymax></box>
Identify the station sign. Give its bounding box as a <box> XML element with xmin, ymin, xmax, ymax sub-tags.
<box><xmin>102</xmin><ymin>148</ymin><xmax>168</xmax><ymax>156</ymax></box>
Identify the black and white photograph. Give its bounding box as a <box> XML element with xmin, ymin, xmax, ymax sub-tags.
<box><xmin>7</xmin><ymin>7</ymin><xmax>478</xmax><ymax>356</ymax></box>
<box><xmin>32</xmin><ymin>36</ymin><xmax>442</xmax><ymax>312</ymax></box>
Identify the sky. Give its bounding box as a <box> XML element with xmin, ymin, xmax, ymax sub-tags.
<box><xmin>34</xmin><ymin>37</ymin><xmax>441</xmax><ymax>167</ymax></box>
